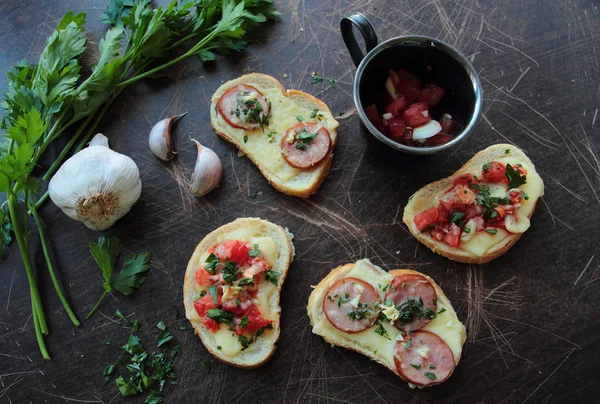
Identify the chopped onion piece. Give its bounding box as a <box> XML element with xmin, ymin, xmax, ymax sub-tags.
<box><xmin>385</xmin><ymin>77</ymin><xmax>399</xmax><ymax>99</ymax></box>
<box><xmin>412</xmin><ymin>120</ymin><xmax>442</xmax><ymax>143</ymax></box>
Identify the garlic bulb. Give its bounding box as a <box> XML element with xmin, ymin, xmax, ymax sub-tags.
<box><xmin>190</xmin><ymin>140</ymin><xmax>222</xmax><ymax>196</ymax></box>
<box><xmin>148</xmin><ymin>113</ymin><xmax>186</xmax><ymax>161</ymax></box>
<box><xmin>49</xmin><ymin>134</ymin><xmax>142</xmax><ymax>231</ymax></box>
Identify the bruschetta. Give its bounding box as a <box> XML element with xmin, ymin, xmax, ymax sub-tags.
<box><xmin>210</xmin><ymin>73</ymin><xmax>339</xmax><ymax>198</ymax></box>
<box><xmin>307</xmin><ymin>259</ymin><xmax>466</xmax><ymax>388</ymax></box>
<box><xmin>183</xmin><ymin>218</ymin><xmax>294</xmax><ymax>368</ymax></box>
<box><xmin>403</xmin><ymin>144</ymin><xmax>544</xmax><ymax>264</ymax></box>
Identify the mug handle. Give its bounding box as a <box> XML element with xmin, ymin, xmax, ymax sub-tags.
<box><xmin>340</xmin><ymin>12</ymin><xmax>378</xmax><ymax>67</ymax></box>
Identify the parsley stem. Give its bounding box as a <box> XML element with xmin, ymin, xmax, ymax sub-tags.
<box><xmin>29</xmin><ymin>196</ymin><xmax>80</xmax><ymax>327</ymax></box>
<box><xmin>31</xmin><ymin>294</ymin><xmax>50</xmax><ymax>360</ymax></box>
<box><xmin>87</xmin><ymin>290</ymin><xmax>109</xmax><ymax>319</ymax></box>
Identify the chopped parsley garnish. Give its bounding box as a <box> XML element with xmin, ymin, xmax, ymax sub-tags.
<box><xmin>486</xmin><ymin>229</ymin><xmax>498</xmax><ymax>235</ymax></box>
<box><xmin>522</xmin><ymin>191</ymin><xmax>530</xmax><ymax>200</ymax></box>
<box><xmin>208</xmin><ymin>285</ymin><xmax>218</xmax><ymax>305</ymax></box>
<box><xmin>424</xmin><ymin>372</ymin><xmax>436</xmax><ymax>380</ymax></box>
<box><xmin>236</xmin><ymin>277</ymin><xmax>255</xmax><ymax>287</ymax></box>
<box><xmin>410</xmin><ymin>363</ymin><xmax>421</xmax><ymax>370</ymax></box>
<box><xmin>243</xmin><ymin>134</ymin><xmax>248</xmax><ymax>143</ymax></box>
<box><xmin>329</xmin><ymin>78</ymin><xmax>337</xmax><ymax>88</ymax></box>
<box><xmin>310</xmin><ymin>108</ymin><xmax>320</xmax><ymax>119</ymax></box>
<box><xmin>295</xmin><ymin>115</ymin><xmax>304</xmax><ymax>122</ymax></box>
<box><xmin>204</xmin><ymin>253</ymin><xmax>219</xmax><ymax>274</ymax></box>
<box><xmin>471</xmin><ymin>184</ymin><xmax>510</xmax><ymax>221</ymax></box>
<box><xmin>374</xmin><ymin>320</ymin><xmax>391</xmax><ymax>340</ymax></box>
<box><xmin>265</xmin><ymin>270</ymin><xmax>281</xmax><ymax>286</ymax></box>
<box><xmin>207</xmin><ymin>308</ymin><xmax>234</xmax><ymax>327</ymax></box>
<box><xmin>198</xmin><ymin>290</ymin><xmax>207</xmax><ymax>298</ymax></box>
<box><xmin>438</xmin><ymin>308</ymin><xmax>447</xmax><ymax>314</ymax></box>
<box><xmin>248</xmin><ymin>244</ymin><xmax>260</xmax><ymax>257</ymax></box>
<box><xmin>450</xmin><ymin>212</ymin><xmax>466</xmax><ymax>224</ymax></box>
<box><xmin>505</xmin><ymin>163</ymin><xmax>527</xmax><ymax>189</ymax></box>
<box><xmin>401</xmin><ymin>282</ymin><xmax>406</xmax><ymax>288</ymax></box>
<box><xmin>240</xmin><ymin>315</ymin><xmax>249</xmax><ymax>328</ymax></box>
<box><xmin>311</xmin><ymin>73</ymin><xmax>324</xmax><ymax>84</ymax></box>
<box><xmin>157</xmin><ymin>322</ymin><xmax>174</xmax><ymax>347</ymax></box>
<box><xmin>395</xmin><ymin>297</ymin><xmax>436</xmax><ymax>325</ymax></box>
<box><xmin>236</xmin><ymin>91</ymin><xmax>269</xmax><ymax>130</ymax></box>
<box><xmin>382</xmin><ymin>284</ymin><xmax>389</xmax><ymax>292</ymax></box>
<box><xmin>201</xmin><ymin>361</ymin><xmax>211</xmax><ymax>374</ymax></box>
<box><xmin>295</xmin><ymin>143</ymin><xmax>307</xmax><ymax>151</ymax></box>
<box><xmin>429</xmin><ymin>364</ymin><xmax>436</xmax><ymax>369</ymax></box>
<box><xmin>296</xmin><ymin>128</ymin><xmax>318</xmax><ymax>144</ymax></box>
<box><xmin>238</xmin><ymin>335</ymin><xmax>251</xmax><ymax>350</ymax></box>
<box><xmin>222</xmin><ymin>261</ymin><xmax>241</xmax><ymax>283</ymax></box>
<box><xmin>237</xmin><ymin>324</ymin><xmax>273</xmax><ymax>350</ymax></box>
<box><xmin>404</xmin><ymin>338</ymin><xmax>413</xmax><ymax>350</ymax></box>
<box><xmin>347</xmin><ymin>303</ymin><xmax>371</xmax><ymax>321</ymax></box>
<box><xmin>505</xmin><ymin>149</ymin><xmax>510</xmax><ymax>154</ymax></box>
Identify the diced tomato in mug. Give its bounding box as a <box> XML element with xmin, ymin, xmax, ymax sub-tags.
<box><xmin>396</xmin><ymin>85</ymin><xmax>421</xmax><ymax>104</ymax></box>
<box><xmin>482</xmin><ymin>161</ymin><xmax>507</xmax><ymax>183</ymax></box>
<box><xmin>423</xmin><ymin>133</ymin><xmax>452</xmax><ymax>146</ymax></box>
<box><xmin>396</xmin><ymin>69</ymin><xmax>423</xmax><ymax>89</ymax></box>
<box><xmin>443</xmin><ymin>223</ymin><xmax>462</xmax><ymax>247</ymax></box>
<box><xmin>439</xmin><ymin>114</ymin><xmax>456</xmax><ymax>135</ymax></box>
<box><xmin>414</xmin><ymin>207</ymin><xmax>439</xmax><ymax>231</ymax></box>
<box><xmin>388</xmin><ymin>68</ymin><xmax>401</xmax><ymax>88</ymax></box>
<box><xmin>417</xmin><ymin>84</ymin><xmax>446</xmax><ymax>108</ymax></box>
<box><xmin>365</xmin><ymin>104</ymin><xmax>384</xmax><ymax>130</ymax></box>
<box><xmin>385</xmin><ymin>95</ymin><xmax>409</xmax><ymax>116</ymax></box>
<box><xmin>402</xmin><ymin>102</ymin><xmax>431</xmax><ymax>127</ymax></box>
<box><xmin>388</xmin><ymin>117</ymin><xmax>407</xmax><ymax>138</ymax></box>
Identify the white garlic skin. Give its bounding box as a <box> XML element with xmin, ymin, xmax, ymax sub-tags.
<box><xmin>49</xmin><ymin>134</ymin><xmax>142</xmax><ymax>231</ymax></box>
<box><xmin>190</xmin><ymin>140</ymin><xmax>222</xmax><ymax>197</ymax></box>
<box><xmin>148</xmin><ymin>113</ymin><xmax>186</xmax><ymax>162</ymax></box>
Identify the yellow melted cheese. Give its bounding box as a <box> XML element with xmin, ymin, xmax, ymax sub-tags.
<box><xmin>185</xmin><ymin>229</ymin><xmax>279</xmax><ymax>357</ymax></box>
<box><xmin>212</xmin><ymin>86</ymin><xmax>339</xmax><ymax>182</ymax></box>
<box><xmin>312</xmin><ymin>259</ymin><xmax>465</xmax><ymax>369</ymax></box>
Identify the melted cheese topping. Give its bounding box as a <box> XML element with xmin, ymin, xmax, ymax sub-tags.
<box><xmin>185</xmin><ymin>229</ymin><xmax>279</xmax><ymax>357</ymax></box>
<box><xmin>311</xmin><ymin>259</ymin><xmax>465</xmax><ymax>369</ymax></box>
<box><xmin>213</xmin><ymin>86</ymin><xmax>339</xmax><ymax>182</ymax></box>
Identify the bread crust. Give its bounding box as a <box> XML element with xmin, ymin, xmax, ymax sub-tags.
<box><xmin>307</xmin><ymin>261</ymin><xmax>466</xmax><ymax>387</ymax></box>
<box><xmin>183</xmin><ymin>217</ymin><xmax>294</xmax><ymax>369</ymax></box>
<box><xmin>403</xmin><ymin>144</ymin><xmax>545</xmax><ymax>264</ymax></box>
<box><xmin>210</xmin><ymin>73</ymin><xmax>339</xmax><ymax>198</ymax></box>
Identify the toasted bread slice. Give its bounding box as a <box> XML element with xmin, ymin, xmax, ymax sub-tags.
<box><xmin>403</xmin><ymin>144</ymin><xmax>545</xmax><ymax>264</ymax></box>
<box><xmin>210</xmin><ymin>73</ymin><xmax>339</xmax><ymax>198</ymax></box>
<box><xmin>307</xmin><ymin>259</ymin><xmax>466</xmax><ymax>387</ymax></box>
<box><xmin>183</xmin><ymin>218</ymin><xmax>294</xmax><ymax>368</ymax></box>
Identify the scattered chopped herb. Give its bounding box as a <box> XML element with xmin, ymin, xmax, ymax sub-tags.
<box><xmin>236</xmin><ymin>277</ymin><xmax>255</xmax><ymax>287</ymax></box>
<box><xmin>374</xmin><ymin>321</ymin><xmax>391</xmax><ymax>340</ymax></box>
<box><xmin>450</xmin><ymin>212</ymin><xmax>466</xmax><ymax>224</ymax></box>
<box><xmin>207</xmin><ymin>309</ymin><xmax>234</xmax><ymax>327</ymax></box>
<box><xmin>311</xmin><ymin>73</ymin><xmax>324</xmax><ymax>84</ymax></box>
<box><xmin>115</xmin><ymin>309</ymin><xmax>128</xmax><ymax>323</ymax></box>
<box><xmin>295</xmin><ymin>143</ymin><xmax>307</xmax><ymax>150</ymax></box>
<box><xmin>471</xmin><ymin>183</ymin><xmax>510</xmax><ymax>221</ymax></box>
<box><xmin>208</xmin><ymin>285</ymin><xmax>219</xmax><ymax>305</ymax></box>
<box><xmin>178</xmin><ymin>326</ymin><xmax>187</xmax><ymax>331</ymax></box>
<box><xmin>240</xmin><ymin>315</ymin><xmax>249</xmax><ymax>328</ymax></box>
<box><xmin>248</xmin><ymin>244</ymin><xmax>260</xmax><ymax>257</ymax></box>
<box><xmin>170</xmin><ymin>345</ymin><xmax>181</xmax><ymax>358</ymax></box>
<box><xmin>201</xmin><ymin>361</ymin><xmax>211</xmax><ymax>374</ymax></box>
<box><xmin>486</xmin><ymin>229</ymin><xmax>498</xmax><ymax>235</ymax></box>
<box><xmin>217</xmin><ymin>346</ymin><xmax>222</xmax><ymax>350</ymax></box>
<box><xmin>404</xmin><ymin>338</ymin><xmax>413</xmax><ymax>350</ymax></box>
<box><xmin>401</xmin><ymin>282</ymin><xmax>406</xmax><ymax>288</ymax></box>
<box><xmin>238</xmin><ymin>335</ymin><xmax>251</xmax><ymax>350</ymax></box>
<box><xmin>347</xmin><ymin>303</ymin><xmax>371</xmax><ymax>321</ymax></box>
<box><xmin>505</xmin><ymin>163</ymin><xmax>527</xmax><ymax>189</ymax></box>
<box><xmin>522</xmin><ymin>191</ymin><xmax>530</xmax><ymax>200</ymax></box>
<box><xmin>243</xmin><ymin>134</ymin><xmax>248</xmax><ymax>143</ymax></box>
<box><xmin>87</xmin><ymin>236</ymin><xmax>151</xmax><ymax>318</ymax></box>
<box><xmin>482</xmin><ymin>162</ymin><xmax>491</xmax><ymax>173</ymax></box>
<box><xmin>157</xmin><ymin>321</ymin><xmax>166</xmax><ymax>331</ymax></box>
<box><xmin>204</xmin><ymin>253</ymin><xmax>219</xmax><ymax>274</ymax></box>
<box><xmin>198</xmin><ymin>290</ymin><xmax>207</xmax><ymax>298</ymax></box>
<box><xmin>410</xmin><ymin>363</ymin><xmax>421</xmax><ymax>370</ymax></box>
<box><xmin>329</xmin><ymin>78</ymin><xmax>337</xmax><ymax>88</ymax></box>
<box><xmin>296</xmin><ymin>115</ymin><xmax>304</xmax><ymax>122</ymax></box>
<box><xmin>236</xmin><ymin>298</ymin><xmax>241</xmax><ymax>307</ymax></box>
<box><xmin>382</xmin><ymin>284</ymin><xmax>389</xmax><ymax>292</ymax></box>
<box><xmin>222</xmin><ymin>261</ymin><xmax>241</xmax><ymax>283</ymax></box>
<box><xmin>505</xmin><ymin>149</ymin><xmax>510</xmax><ymax>154</ymax></box>
<box><xmin>420</xmin><ymin>223</ymin><xmax>435</xmax><ymax>233</ymax></box>
<box><xmin>105</xmin><ymin>340</ymin><xmax>111</xmax><ymax>345</ymax></box>
<box><xmin>265</xmin><ymin>270</ymin><xmax>281</xmax><ymax>286</ymax></box>
<box><xmin>438</xmin><ymin>308</ymin><xmax>447</xmax><ymax>314</ymax></box>
<box><xmin>395</xmin><ymin>297</ymin><xmax>436</xmax><ymax>325</ymax></box>
<box><xmin>310</xmin><ymin>108</ymin><xmax>320</xmax><ymax>119</ymax></box>
<box><xmin>156</xmin><ymin>323</ymin><xmax>174</xmax><ymax>348</ymax></box>
<box><xmin>424</xmin><ymin>372</ymin><xmax>436</xmax><ymax>380</ymax></box>
<box><xmin>296</xmin><ymin>129</ymin><xmax>318</xmax><ymax>144</ymax></box>
<box><xmin>429</xmin><ymin>364</ymin><xmax>436</xmax><ymax>369</ymax></box>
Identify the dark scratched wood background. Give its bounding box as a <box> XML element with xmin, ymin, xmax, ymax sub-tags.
<box><xmin>1</xmin><ymin>0</ymin><xmax>599</xmax><ymax>403</ymax></box>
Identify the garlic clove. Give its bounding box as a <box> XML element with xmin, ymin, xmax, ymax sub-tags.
<box><xmin>190</xmin><ymin>140</ymin><xmax>222</xmax><ymax>197</ymax></box>
<box><xmin>49</xmin><ymin>133</ymin><xmax>142</xmax><ymax>231</ymax></box>
<box><xmin>148</xmin><ymin>113</ymin><xmax>186</xmax><ymax>162</ymax></box>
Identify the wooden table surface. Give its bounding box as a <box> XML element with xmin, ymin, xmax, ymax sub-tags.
<box><xmin>1</xmin><ymin>1</ymin><xmax>599</xmax><ymax>403</ymax></box>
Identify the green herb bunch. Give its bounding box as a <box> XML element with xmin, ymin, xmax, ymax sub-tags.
<box><xmin>0</xmin><ymin>0</ymin><xmax>279</xmax><ymax>359</ymax></box>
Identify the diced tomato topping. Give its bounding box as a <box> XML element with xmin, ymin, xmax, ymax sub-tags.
<box><xmin>493</xmin><ymin>204</ymin><xmax>513</xmax><ymax>220</ymax></box>
<box><xmin>437</xmin><ymin>205</ymin><xmax>452</xmax><ymax>223</ymax></box>
<box><xmin>396</xmin><ymin>85</ymin><xmax>421</xmax><ymax>104</ymax></box>
<box><xmin>388</xmin><ymin>69</ymin><xmax>401</xmax><ymax>88</ymax></box>
<box><xmin>388</xmin><ymin>117</ymin><xmax>407</xmax><ymax>138</ymax></box>
<box><xmin>417</xmin><ymin>84</ymin><xmax>446</xmax><ymax>108</ymax></box>
<box><xmin>443</xmin><ymin>223</ymin><xmax>462</xmax><ymax>247</ymax></box>
<box><xmin>423</xmin><ymin>133</ymin><xmax>452</xmax><ymax>146</ymax></box>
<box><xmin>452</xmin><ymin>173</ymin><xmax>479</xmax><ymax>188</ymax></box>
<box><xmin>243</xmin><ymin>257</ymin><xmax>269</xmax><ymax>278</ymax></box>
<box><xmin>482</xmin><ymin>161</ymin><xmax>507</xmax><ymax>183</ymax></box>
<box><xmin>439</xmin><ymin>114</ymin><xmax>456</xmax><ymax>135</ymax></box>
<box><xmin>430</xmin><ymin>225</ymin><xmax>445</xmax><ymax>242</ymax></box>
<box><xmin>402</xmin><ymin>102</ymin><xmax>431</xmax><ymax>127</ymax></box>
<box><xmin>438</xmin><ymin>191</ymin><xmax>465</xmax><ymax>213</ymax></box>
<box><xmin>465</xmin><ymin>203</ymin><xmax>483</xmax><ymax>220</ymax></box>
<box><xmin>455</xmin><ymin>185</ymin><xmax>476</xmax><ymax>205</ymax></box>
<box><xmin>508</xmin><ymin>189</ymin><xmax>523</xmax><ymax>205</ymax></box>
<box><xmin>234</xmin><ymin>305</ymin><xmax>272</xmax><ymax>335</ymax></box>
<box><xmin>414</xmin><ymin>207</ymin><xmax>439</xmax><ymax>231</ymax></box>
<box><xmin>194</xmin><ymin>293</ymin><xmax>222</xmax><ymax>333</ymax></box>
<box><xmin>222</xmin><ymin>290</ymin><xmax>253</xmax><ymax>315</ymax></box>
<box><xmin>365</xmin><ymin>104</ymin><xmax>384</xmax><ymax>130</ymax></box>
<box><xmin>195</xmin><ymin>267</ymin><xmax>212</xmax><ymax>287</ymax></box>
<box><xmin>472</xmin><ymin>216</ymin><xmax>485</xmax><ymax>231</ymax></box>
<box><xmin>396</xmin><ymin>69</ymin><xmax>422</xmax><ymax>89</ymax></box>
<box><xmin>385</xmin><ymin>95</ymin><xmax>409</xmax><ymax>117</ymax></box>
<box><xmin>212</xmin><ymin>240</ymin><xmax>250</xmax><ymax>265</ymax></box>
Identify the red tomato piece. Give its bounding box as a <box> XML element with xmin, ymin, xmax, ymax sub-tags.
<box><xmin>388</xmin><ymin>117</ymin><xmax>407</xmax><ymax>138</ymax></box>
<box><xmin>430</xmin><ymin>225</ymin><xmax>445</xmax><ymax>241</ymax></box>
<box><xmin>414</xmin><ymin>207</ymin><xmax>439</xmax><ymax>231</ymax></box>
<box><xmin>423</xmin><ymin>133</ymin><xmax>452</xmax><ymax>146</ymax></box>
<box><xmin>385</xmin><ymin>95</ymin><xmax>409</xmax><ymax>117</ymax></box>
<box><xmin>417</xmin><ymin>84</ymin><xmax>446</xmax><ymax>108</ymax></box>
<box><xmin>443</xmin><ymin>223</ymin><xmax>462</xmax><ymax>247</ymax></box>
<box><xmin>437</xmin><ymin>205</ymin><xmax>451</xmax><ymax>223</ymax></box>
<box><xmin>222</xmin><ymin>290</ymin><xmax>253</xmax><ymax>315</ymax></box>
<box><xmin>194</xmin><ymin>294</ymin><xmax>222</xmax><ymax>333</ymax></box>
<box><xmin>397</xmin><ymin>69</ymin><xmax>422</xmax><ymax>89</ymax></box>
<box><xmin>213</xmin><ymin>240</ymin><xmax>250</xmax><ymax>265</ymax></box>
<box><xmin>365</xmin><ymin>104</ymin><xmax>384</xmax><ymax>130</ymax></box>
<box><xmin>396</xmin><ymin>85</ymin><xmax>421</xmax><ymax>104</ymax></box>
<box><xmin>482</xmin><ymin>161</ymin><xmax>507</xmax><ymax>183</ymax></box>
<box><xmin>465</xmin><ymin>203</ymin><xmax>483</xmax><ymax>220</ymax></box>
<box><xmin>452</xmin><ymin>173</ymin><xmax>479</xmax><ymax>188</ymax></box>
<box><xmin>235</xmin><ymin>305</ymin><xmax>272</xmax><ymax>335</ymax></box>
<box><xmin>440</xmin><ymin>114</ymin><xmax>456</xmax><ymax>135</ymax></box>
<box><xmin>402</xmin><ymin>102</ymin><xmax>431</xmax><ymax>127</ymax></box>
<box><xmin>195</xmin><ymin>267</ymin><xmax>213</xmax><ymax>287</ymax></box>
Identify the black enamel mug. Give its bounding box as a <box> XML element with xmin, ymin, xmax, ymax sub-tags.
<box><xmin>341</xmin><ymin>12</ymin><xmax>482</xmax><ymax>155</ymax></box>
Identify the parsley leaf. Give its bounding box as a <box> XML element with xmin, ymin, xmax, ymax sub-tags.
<box><xmin>410</xmin><ymin>363</ymin><xmax>421</xmax><ymax>370</ymax></box>
<box><xmin>296</xmin><ymin>129</ymin><xmax>318</xmax><ymax>144</ymax></box>
<box><xmin>112</xmin><ymin>252</ymin><xmax>151</xmax><ymax>295</ymax></box>
<box><xmin>424</xmin><ymin>372</ymin><xmax>436</xmax><ymax>380</ymax></box>
<box><xmin>505</xmin><ymin>163</ymin><xmax>527</xmax><ymax>189</ymax></box>
<box><xmin>248</xmin><ymin>244</ymin><xmax>260</xmax><ymax>257</ymax></box>
<box><xmin>295</xmin><ymin>115</ymin><xmax>304</xmax><ymax>122</ymax></box>
<box><xmin>450</xmin><ymin>212</ymin><xmax>466</xmax><ymax>224</ymax></box>
<box><xmin>404</xmin><ymin>338</ymin><xmax>413</xmax><ymax>350</ymax></box>
<box><xmin>374</xmin><ymin>320</ymin><xmax>391</xmax><ymax>340</ymax></box>
<box><xmin>207</xmin><ymin>308</ymin><xmax>234</xmax><ymax>327</ymax></box>
<box><xmin>265</xmin><ymin>270</ymin><xmax>281</xmax><ymax>286</ymax></box>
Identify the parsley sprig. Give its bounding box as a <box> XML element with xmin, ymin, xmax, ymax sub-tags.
<box><xmin>87</xmin><ymin>236</ymin><xmax>150</xmax><ymax>318</ymax></box>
